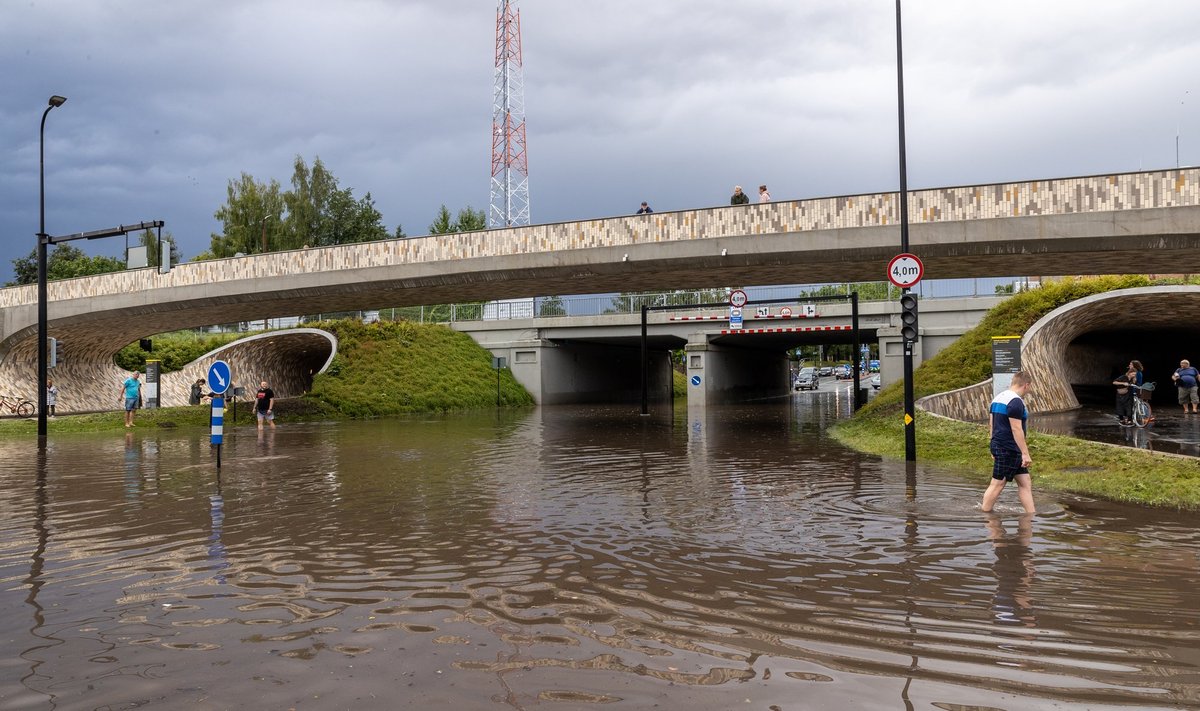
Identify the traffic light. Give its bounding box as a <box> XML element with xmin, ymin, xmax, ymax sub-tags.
<box><xmin>140</xmin><ymin>338</ymin><xmax>153</xmax><ymax>352</ymax></box>
<box><xmin>900</xmin><ymin>292</ymin><xmax>919</xmax><ymax>343</ymax></box>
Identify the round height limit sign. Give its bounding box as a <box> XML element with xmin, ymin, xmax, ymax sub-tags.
<box><xmin>887</xmin><ymin>253</ymin><xmax>924</xmax><ymax>289</ymax></box>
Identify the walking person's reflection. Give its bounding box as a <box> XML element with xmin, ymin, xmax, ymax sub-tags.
<box><xmin>986</xmin><ymin>515</ymin><xmax>1037</xmax><ymax>628</ymax></box>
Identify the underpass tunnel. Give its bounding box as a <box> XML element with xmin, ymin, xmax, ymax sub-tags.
<box><xmin>1066</xmin><ymin>327</ymin><xmax>1193</xmax><ymax>406</ymax></box>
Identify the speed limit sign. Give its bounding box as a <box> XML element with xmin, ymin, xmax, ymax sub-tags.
<box><xmin>729</xmin><ymin>289</ymin><xmax>748</xmax><ymax>308</ymax></box>
<box><xmin>887</xmin><ymin>253</ymin><xmax>924</xmax><ymax>289</ymax></box>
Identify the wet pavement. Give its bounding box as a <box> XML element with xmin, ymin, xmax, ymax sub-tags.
<box><xmin>0</xmin><ymin>396</ymin><xmax>1198</xmax><ymax>710</ymax></box>
<box><xmin>1035</xmin><ymin>403</ymin><xmax>1200</xmax><ymax>456</ymax></box>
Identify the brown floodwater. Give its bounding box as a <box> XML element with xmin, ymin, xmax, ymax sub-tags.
<box><xmin>1</xmin><ymin>393</ymin><xmax>1197</xmax><ymax>710</ymax></box>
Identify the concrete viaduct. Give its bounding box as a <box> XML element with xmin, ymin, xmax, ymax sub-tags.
<box><xmin>451</xmin><ymin>296</ymin><xmax>1004</xmax><ymax>407</ymax></box>
<box><xmin>1</xmin><ymin>168</ymin><xmax>1197</xmax><ymax>412</ymax></box>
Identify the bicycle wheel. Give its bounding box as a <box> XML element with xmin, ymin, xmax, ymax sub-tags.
<box><xmin>1132</xmin><ymin>399</ymin><xmax>1147</xmax><ymax>428</ymax></box>
<box><xmin>16</xmin><ymin>401</ymin><xmax>34</xmax><ymax>418</ymax></box>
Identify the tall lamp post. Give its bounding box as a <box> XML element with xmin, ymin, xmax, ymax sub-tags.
<box><xmin>37</xmin><ymin>95</ymin><xmax>67</xmax><ymax>441</ymax></box>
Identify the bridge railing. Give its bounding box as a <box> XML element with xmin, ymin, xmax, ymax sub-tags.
<box><xmin>187</xmin><ymin>276</ymin><xmax>1027</xmax><ymax>331</ymax></box>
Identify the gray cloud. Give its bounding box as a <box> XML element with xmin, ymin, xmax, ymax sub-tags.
<box><xmin>1</xmin><ymin>0</ymin><xmax>1197</xmax><ymax>280</ymax></box>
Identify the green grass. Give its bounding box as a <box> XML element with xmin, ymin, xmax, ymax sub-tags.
<box><xmin>832</xmin><ymin>412</ymin><xmax>1200</xmax><ymax>509</ymax></box>
<box><xmin>836</xmin><ymin>275</ymin><xmax>1200</xmax><ymax>510</ymax></box>
<box><xmin>302</xmin><ymin>319</ymin><xmax>534</xmax><ymax>417</ymax></box>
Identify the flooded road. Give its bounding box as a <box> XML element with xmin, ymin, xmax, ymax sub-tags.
<box><xmin>1</xmin><ymin>394</ymin><xmax>1198</xmax><ymax>710</ymax></box>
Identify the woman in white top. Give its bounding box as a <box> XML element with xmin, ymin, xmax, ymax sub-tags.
<box><xmin>758</xmin><ymin>184</ymin><xmax>771</xmax><ymax>203</ymax></box>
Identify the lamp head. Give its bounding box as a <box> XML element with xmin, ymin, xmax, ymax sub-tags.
<box><xmin>48</xmin><ymin>95</ymin><xmax>67</xmax><ymax>108</ymax></box>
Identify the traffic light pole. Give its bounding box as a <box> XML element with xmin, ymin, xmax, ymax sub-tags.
<box><xmin>895</xmin><ymin>0</ymin><xmax>916</xmax><ymax>461</ymax></box>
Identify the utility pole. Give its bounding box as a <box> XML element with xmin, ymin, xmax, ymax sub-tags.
<box><xmin>489</xmin><ymin>0</ymin><xmax>531</xmax><ymax>228</ymax></box>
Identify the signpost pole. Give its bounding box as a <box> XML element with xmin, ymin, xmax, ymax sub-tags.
<box><xmin>851</xmin><ymin>292</ymin><xmax>861</xmax><ymax>410</ymax></box>
<box><xmin>895</xmin><ymin>0</ymin><xmax>917</xmax><ymax>462</ymax></box>
<box><xmin>207</xmin><ymin>360</ymin><xmax>232</xmax><ymax>470</ymax></box>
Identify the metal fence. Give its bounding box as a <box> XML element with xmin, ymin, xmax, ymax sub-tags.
<box><xmin>195</xmin><ymin>277</ymin><xmax>1032</xmax><ymax>332</ymax></box>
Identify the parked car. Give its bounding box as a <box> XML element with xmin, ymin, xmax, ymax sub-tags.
<box><xmin>819</xmin><ymin>366</ymin><xmax>833</xmax><ymax>377</ymax></box>
<box><xmin>871</xmin><ymin>373</ymin><xmax>881</xmax><ymax>390</ymax></box>
<box><xmin>795</xmin><ymin>367</ymin><xmax>820</xmax><ymax>391</ymax></box>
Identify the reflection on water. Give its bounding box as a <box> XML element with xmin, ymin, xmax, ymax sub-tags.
<box><xmin>1035</xmin><ymin>405</ymin><xmax>1200</xmax><ymax>456</ymax></box>
<box><xmin>0</xmin><ymin>394</ymin><xmax>1197</xmax><ymax>710</ymax></box>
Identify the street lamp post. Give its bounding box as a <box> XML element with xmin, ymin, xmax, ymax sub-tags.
<box><xmin>37</xmin><ymin>95</ymin><xmax>67</xmax><ymax>441</ymax></box>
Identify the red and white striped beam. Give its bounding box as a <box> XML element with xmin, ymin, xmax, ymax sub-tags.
<box><xmin>669</xmin><ymin>313</ymin><xmax>820</xmax><ymax>321</ymax></box>
<box><xmin>719</xmin><ymin>325</ymin><xmax>852</xmax><ymax>335</ymax></box>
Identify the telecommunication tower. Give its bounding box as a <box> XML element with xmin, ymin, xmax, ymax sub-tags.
<box><xmin>489</xmin><ymin>0</ymin><xmax>530</xmax><ymax>228</ymax></box>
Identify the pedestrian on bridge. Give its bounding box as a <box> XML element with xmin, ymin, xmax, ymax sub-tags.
<box><xmin>636</xmin><ymin>201</ymin><xmax>653</xmax><ymax>215</ymax></box>
<box><xmin>730</xmin><ymin>186</ymin><xmax>749</xmax><ymax>205</ymax></box>
<box><xmin>981</xmin><ymin>370</ymin><xmax>1036</xmax><ymax>514</ymax></box>
<box><xmin>758</xmin><ymin>184</ymin><xmax>771</xmax><ymax>203</ymax></box>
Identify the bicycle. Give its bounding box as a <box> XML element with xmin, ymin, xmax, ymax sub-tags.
<box><xmin>1131</xmin><ymin>382</ymin><xmax>1155</xmax><ymax>428</ymax></box>
<box><xmin>0</xmin><ymin>394</ymin><xmax>35</xmax><ymax>418</ymax></box>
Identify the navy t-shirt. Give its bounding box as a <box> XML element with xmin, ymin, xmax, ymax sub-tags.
<box><xmin>989</xmin><ymin>389</ymin><xmax>1028</xmax><ymax>453</ymax></box>
<box><xmin>1177</xmin><ymin>367</ymin><xmax>1199</xmax><ymax>388</ymax></box>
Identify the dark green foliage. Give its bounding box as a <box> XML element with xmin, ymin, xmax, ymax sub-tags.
<box><xmin>428</xmin><ymin>204</ymin><xmax>487</xmax><ymax>234</ymax></box>
<box><xmin>9</xmin><ymin>244</ymin><xmax>125</xmax><ymax>286</ymax></box>
<box><xmin>208</xmin><ymin>156</ymin><xmax>388</xmax><ymax>258</ymax></box>
<box><xmin>115</xmin><ymin>331</ymin><xmax>249</xmax><ymax>373</ymax></box>
<box><xmin>304</xmin><ymin>320</ymin><xmax>534</xmax><ymax>416</ymax></box>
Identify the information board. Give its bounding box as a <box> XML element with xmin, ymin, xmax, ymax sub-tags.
<box><xmin>991</xmin><ymin>336</ymin><xmax>1022</xmax><ymax>396</ymax></box>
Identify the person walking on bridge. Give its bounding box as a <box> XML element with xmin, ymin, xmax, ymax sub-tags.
<box><xmin>758</xmin><ymin>184</ymin><xmax>771</xmax><ymax>203</ymax></box>
<box><xmin>636</xmin><ymin>201</ymin><xmax>653</xmax><ymax>215</ymax></box>
<box><xmin>981</xmin><ymin>371</ymin><xmax>1036</xmax><ymax>514</ymax></box>
<box><xmin>730</xmin><ymin>186</ymin><xmax>749</xmax><ymax>205</ymax></box>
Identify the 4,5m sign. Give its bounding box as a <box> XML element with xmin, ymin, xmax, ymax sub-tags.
<box><xmin>887</xmin><ymin>253</ymin><xmax>924</xmax><ymax>289</ymax></box>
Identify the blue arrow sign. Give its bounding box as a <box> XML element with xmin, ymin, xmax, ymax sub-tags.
<box><xmin>207</xmin><ymin>360</ymin><xmax>231</xmax><ymax>395</ymax></box>
<box><xmin>690</xmin><ymin>375</ymin><xmax>702</xmax><ymax>387</ymax></box>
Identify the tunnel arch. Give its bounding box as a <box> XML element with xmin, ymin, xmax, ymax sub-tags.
<box><xmin>1</xmin><ymin>328</ymin><xmax>337</xmax><ymax>414</ymax></box>
<box><xmin>919</xmin><ymin>285</ymin><xmax>1200</xmax><ymax>419</ymax></box>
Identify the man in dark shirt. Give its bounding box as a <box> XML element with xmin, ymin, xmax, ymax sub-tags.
<box><xmin>982</xmin><ymin>371</ymin><xmax>1035</xmax><ymax>514</ymax></box>
<box><xmin>256</xmin><ymin>380</ymin><xmax>275</xmax><ymax>430</ymax></box>
<box><xmin>730</xmin><ymin>185</ymin><xmax>749</xmax><ymax>205</ymax></box>
<box><xmin>636</xmin><ymin>202</ymin><xmax>653</xmax><ymax>214</ymax></box>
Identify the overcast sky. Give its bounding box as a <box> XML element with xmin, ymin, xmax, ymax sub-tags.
<box><xmin>1</xmin><ymin>0</ymin><xmax>1196</xmax><ymax>280</ymax></box>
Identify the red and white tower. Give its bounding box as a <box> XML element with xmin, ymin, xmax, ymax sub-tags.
<box><xmin>489</xmin><ymin>0</ymin><xmax>530</xmax><ymax>228</ymax></box>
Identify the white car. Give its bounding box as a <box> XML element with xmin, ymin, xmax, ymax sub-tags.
<box><xmin>871</xmin><ymin>374</ymin><xmax>881</xmax><ymax>390</ymax></box>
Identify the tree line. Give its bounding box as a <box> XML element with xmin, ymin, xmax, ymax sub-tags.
<box><xmin>9</xmin><ymin>154</ymin><xmax>487</xmax><ymax>284</ymax></box>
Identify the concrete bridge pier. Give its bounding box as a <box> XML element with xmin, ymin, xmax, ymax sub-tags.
<box><xmin>482</xmin><ymin>338</ymin><xmax>675</xmax><ymax>406</ymax></box>
<box><xmin>684</xmin><ymin>335</ymin><xmax>791</xmax><ymax>408</ymax></box>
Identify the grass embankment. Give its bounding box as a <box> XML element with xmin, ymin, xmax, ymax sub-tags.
<box><xmin>832</xmin><ymin>275</ymin><xmax>1200</xmax><ymax>510</ymax></box>
<box><xmin>3</xmin><ymin>320</ymin><xmax>533</xmax><ymax>435</ymax></box>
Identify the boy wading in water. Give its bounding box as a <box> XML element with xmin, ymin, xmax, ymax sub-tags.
<box><xmin>982</xmin><ymin>371</ymin><xmax>1036</xmax><ymax>514</ymax></box>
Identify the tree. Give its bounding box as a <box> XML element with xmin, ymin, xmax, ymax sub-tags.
<box><xmin>210</xmin><ymin>172</ymin><xmax>286</xmax><ymax>257</ymax></box>
<box><xmin>136</xmin><ymin>229</ymin><xmax>183</xmax><ymax>269</ymax></box>
<box><xmin>8</xmin><ymin>244</ymin><xmax>125</xmax><ymax>285</ymax></box>
<box><xmin>536</xmin><ymin>295</ymin><xmax>566</xmax><ymax>317</ymax></box>
<box><xmin>429</xmin><ymin>205</ymin><xmax>487</xmax><ymax>234</ymax></box>
<box><xmin>280</xmin><ymin>156</ymin><xmax>388</xmax><ymax>248</ymax></box>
